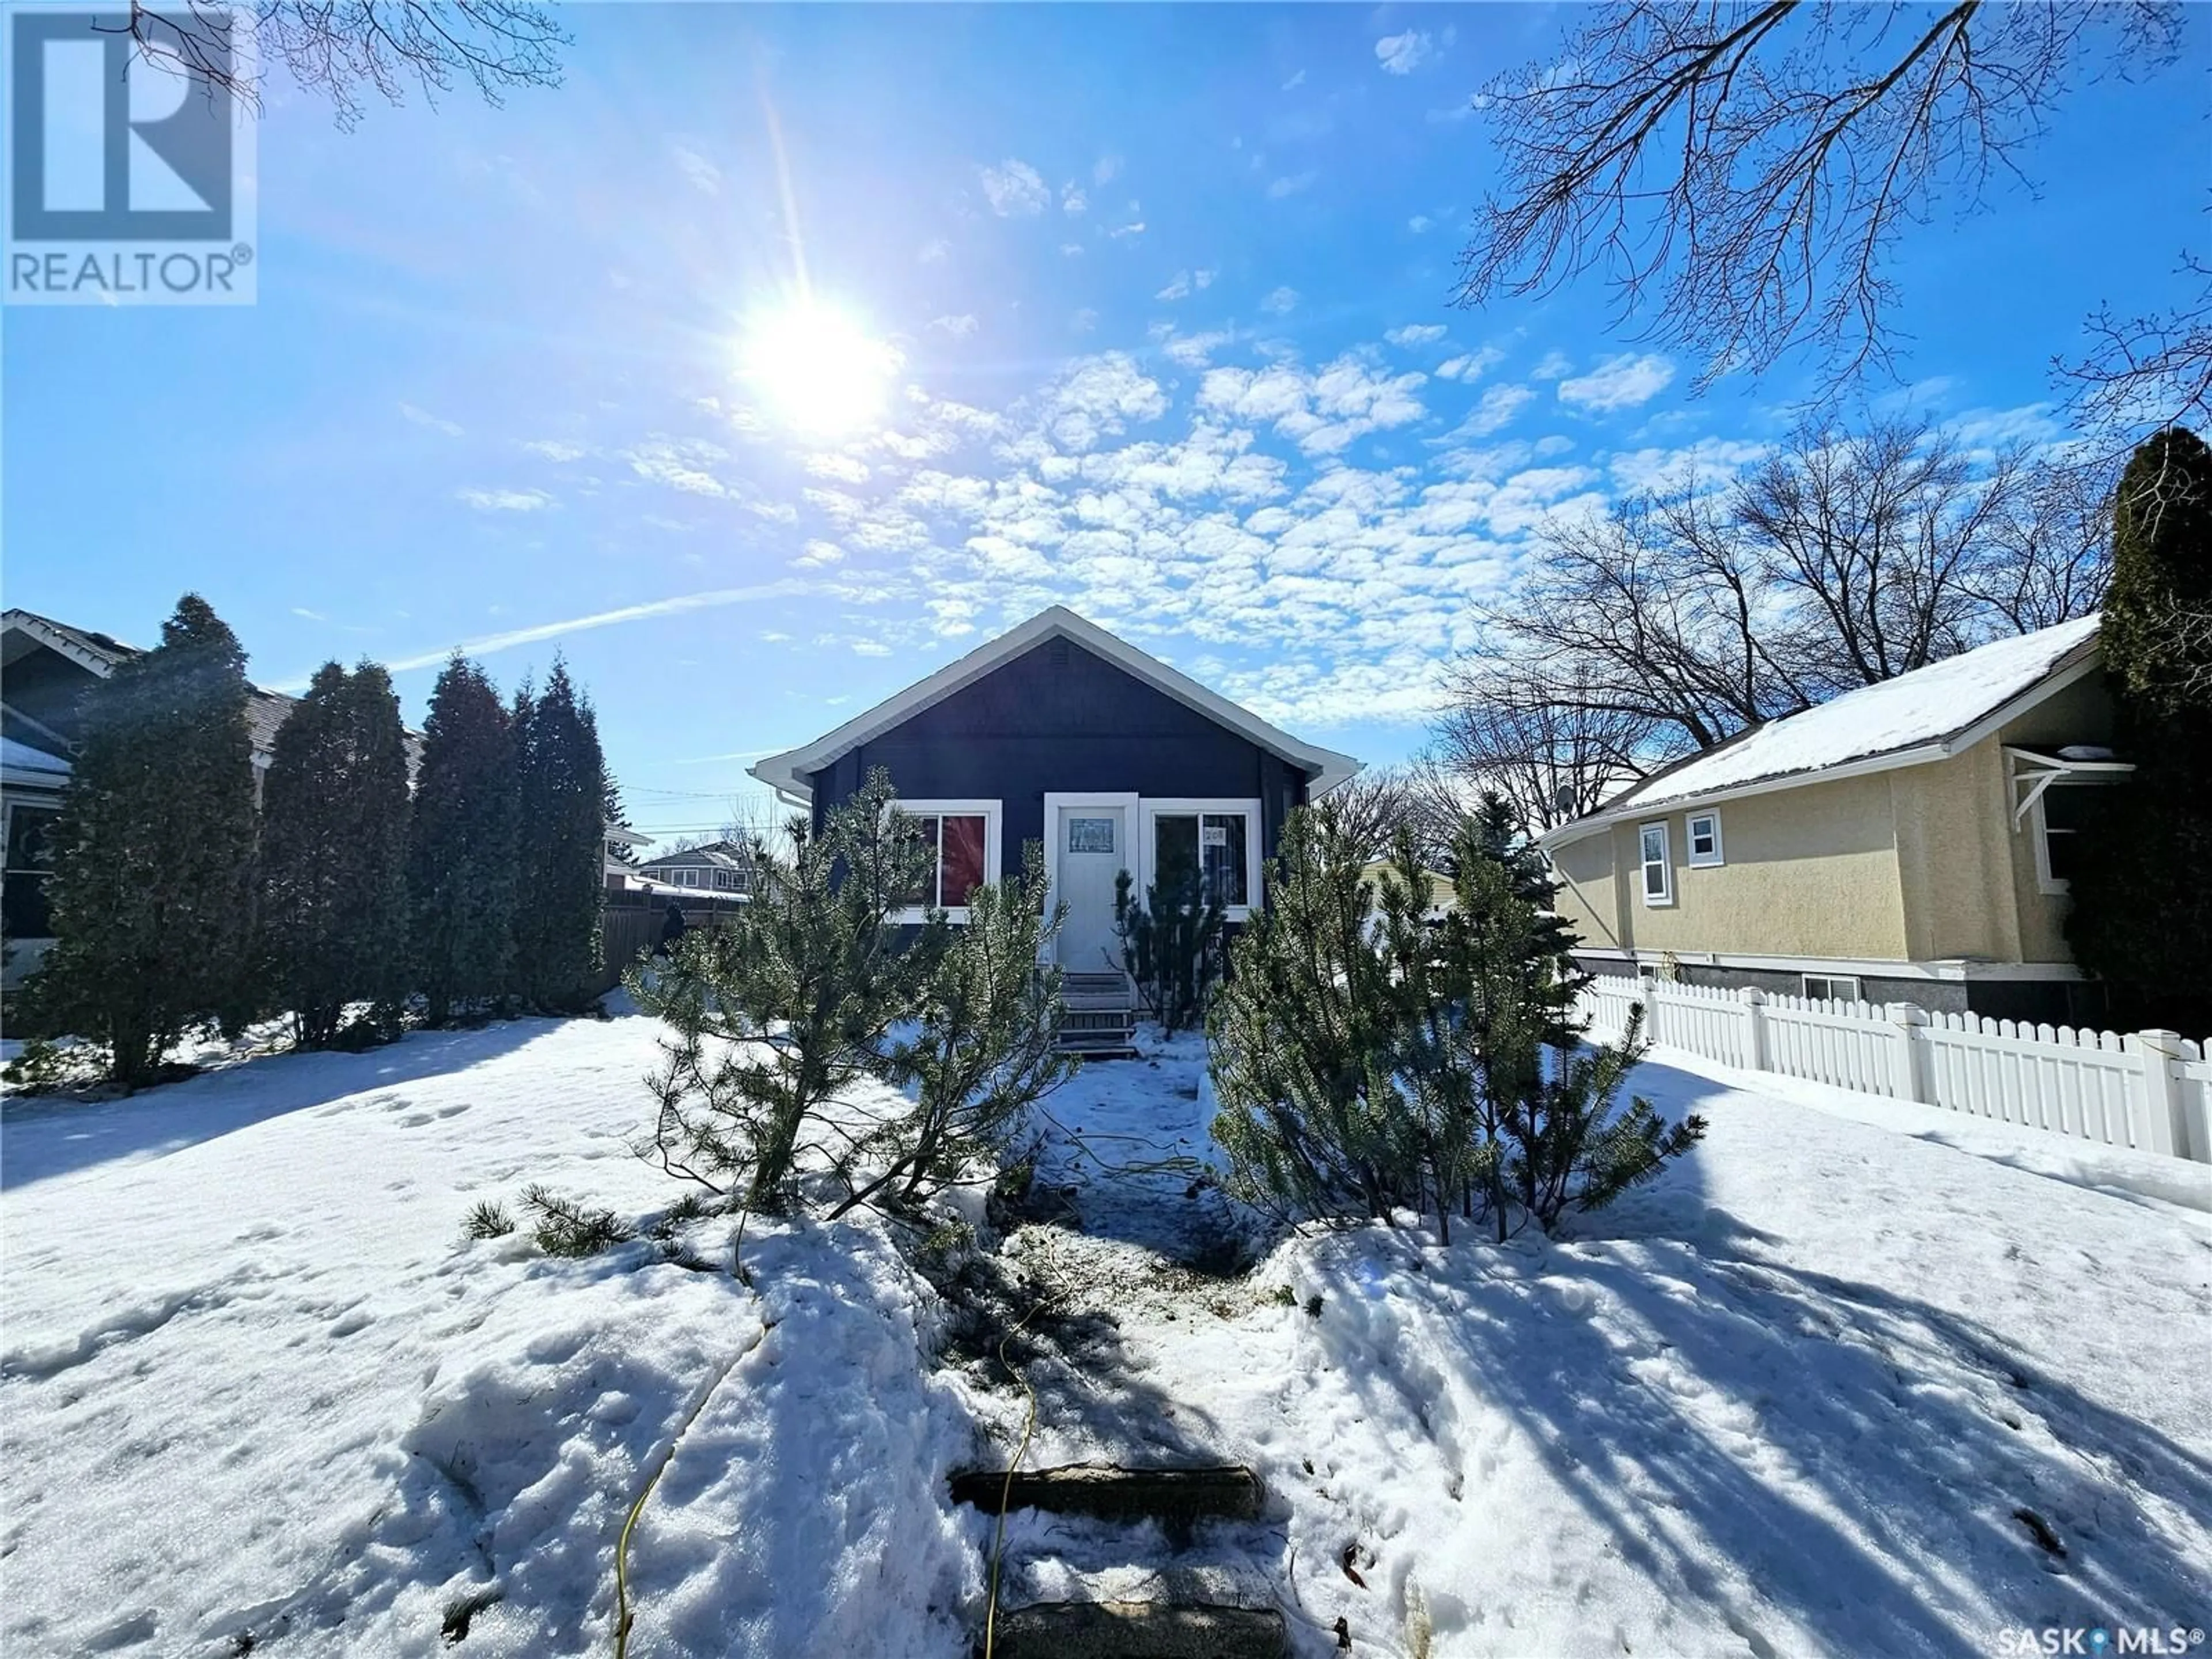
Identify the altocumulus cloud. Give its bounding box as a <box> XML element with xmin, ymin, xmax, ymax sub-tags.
<box><xmin>979</xmin><ymin>159</ymin><xmax>1050</xmax><ymax>217</ymax></box>
<box><xmin>1558</xmin><ymin>353</ymin><xmax>1676</xmax><ymax>411</ymax></box>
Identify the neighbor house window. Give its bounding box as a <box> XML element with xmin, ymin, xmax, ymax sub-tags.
<box><xmin>893</xmin><ymin>800</ymin><xmax>1002</xmax><ymax>921</ymax></box>
<box><xmin>675</xmin><ymin>868</ymin><xmax>701</xmax><ymax>888</ymax></box>
<box><xmin>1</xmin><ymin>804</ymin><xmax>57</xmax><ymax>940</ymax></box>
<box><xmin>1152</xmin><ymin>809</ymin><xmax>1251</xmax><ymax>908</ymax></box>
<box><xmin>712</xmin><ymin>868</ymin><xmax>746</xmax><ymax>893</ymax></box>
<box><xmin>1685</xmin><ymin>810</ymin><xmax>1723</xmax><ymax>868</ymax></box>
<box><xmin>2034</xmin><ymin>782</ymin><xmax>2109</xmax><ymax>893</ymax></box>
<box><xmin>1802</xmin><ymin>973</ymin><xmax>1861</xmax><ymax>1003</ymax></box>
<box><xmin>1638</xmin><ymin>822</ymin><xmax>1673</xmax><ymax>907</ymax></box>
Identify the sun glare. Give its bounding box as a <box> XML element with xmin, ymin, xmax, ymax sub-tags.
<box><xmin>740</xmin><ymin>300</ymin><xmax>899</xmax><ymax>435</ymax></box>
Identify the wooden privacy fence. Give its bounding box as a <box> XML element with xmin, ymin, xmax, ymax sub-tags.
<box><xmin>1578</xmin><ymin>975</ymin><xmax>2212</xmax><ymax>1165</ymax></box>
<box><xmin>598</xmin><ymin>901</ymin><xmax>743</xmax><ymax>995</ymax></box>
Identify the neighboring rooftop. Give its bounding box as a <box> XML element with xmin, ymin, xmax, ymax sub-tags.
<box><xmin>1552</xmin><ymin>614</ymin><xmax>2102</xmax><ymax>837</ymax></box>
<box><xmin>2</xmin><ymin>607</ymin><xmax>411</xmax><ymax>765</ymax></box>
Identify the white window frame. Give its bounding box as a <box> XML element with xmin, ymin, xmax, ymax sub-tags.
<box><xmin>1140</xmin><ymin>797</ymin><xmax>1263</xmax><ymax>921</ymax></box>
<box><xmin>2029</xmin><ymin>783</ymin><xmax>2115</xmax><ymax>897</ymax></box>
<box><xmin>889</xmin><ymin>798</ymin><xmax>1003</xmax><ymax>925</ymax></box>
<box><xmin>1638</xmin><ymin>821</ymin><xmax>1673</xmax><ymax>908</ymax></box>
<box><xmin>1684</xmin><ymin>810</ymin><xmax>1724</xmax><ymax>869</ymax></box>
<box><xmin>1802</xmin><ymin>972</ymin><xmax>1861</xmax><ymax>1003</ymax></box>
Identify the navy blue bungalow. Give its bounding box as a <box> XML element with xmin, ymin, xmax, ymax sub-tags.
<box><xmin>749</xmin><ymin>607</ymin><xmax>1360</xmax><ymax>974</ymax></box>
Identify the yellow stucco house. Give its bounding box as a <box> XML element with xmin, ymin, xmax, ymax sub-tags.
<box><xmin>1540</xmin><ymin>616</ymin><xmax>2127</xmax><ymax>1025</ymax></box>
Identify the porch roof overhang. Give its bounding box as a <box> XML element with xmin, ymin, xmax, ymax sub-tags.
<box><xmin>748</xmin><ymin>605</ymin><xmax>1361</xmax><ymax>805</ymax></box>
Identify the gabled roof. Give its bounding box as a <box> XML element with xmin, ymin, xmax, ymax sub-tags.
<box><xmin>749</xmin><ymin>606</ymin><xmax>1361</xmax><ymax>801</ymax></box>
<box><xmin>1542</xmin><ymin>615</ymin><xmax>2103</xmax><ymax>846</ymax></box>
<box><xmin>0</xmin><ymin>606</ymin><xmax>418</xmax><ymax>768</ymax></box>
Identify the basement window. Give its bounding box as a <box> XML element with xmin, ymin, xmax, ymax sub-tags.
<box><xmin>1802</xmin><ymin>973</ymin><xmax>1861</xmax><ymax>1003</ymax></box>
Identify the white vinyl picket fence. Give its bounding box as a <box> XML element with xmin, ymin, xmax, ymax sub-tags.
<box><xmin>1578</xmin><ymin>975</ymin><xmax>2212</xmax><ymax>1165</ymax></box>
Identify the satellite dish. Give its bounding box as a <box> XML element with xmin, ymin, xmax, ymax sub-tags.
<box><xmin>1552</xmin><ymin>783</ymin><xmax>1578</xmax><ymax>815</ymax></box>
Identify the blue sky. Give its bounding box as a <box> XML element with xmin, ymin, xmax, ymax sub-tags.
<box><xmin>4</xmin><ymin>3</ymin><xmax>2203</xmax><ymax>842</ymax></box>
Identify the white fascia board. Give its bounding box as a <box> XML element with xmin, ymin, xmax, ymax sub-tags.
<box><xmin>1541</xmin><ymin>645</ymin><xmax>2105</xmax><ymax>851</ymax></box>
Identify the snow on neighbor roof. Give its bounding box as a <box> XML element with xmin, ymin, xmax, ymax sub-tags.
<box><xmin>1</xmin><ymin>736</ymin><xmax>70</xmax><ymax>777</ymax></box>
<box><xmin>749</xmin><ymin>605</ymin><xmax>1361</xmax><ymax>801</ymax></box>
<box><xmin>1552</xmin><ymin>614</ymin><xmax>2101</xmax><ymax>838</ymax></box>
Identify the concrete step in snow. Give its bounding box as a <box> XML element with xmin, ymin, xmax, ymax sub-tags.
<box><xmin>949</xmin><ymin>1463</ymin><xmax>1264</xmax><ymax>1525</ymax></box>
<box><xmin>980</xmin><ymin>1600</ymin><xmax>1287</xmax><ymax>1659</ymax></box>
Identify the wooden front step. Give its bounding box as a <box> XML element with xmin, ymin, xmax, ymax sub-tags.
<box><xmin>982</xmin><ymin>1600</ymin><xmax>1287</xmax><ymax>1659</ymax></box>
<box><xmin>949</xmin><ymin>1463</ymin><xmax>1263</xmax><ymax>1524</ymax></box>
<box><xmin>1055</xmin><ymin>969</ymin><xmax>1138</xmax><ymax>1055</ymax></box>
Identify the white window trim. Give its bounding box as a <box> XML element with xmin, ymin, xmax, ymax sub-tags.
<box><xmin>889</xmin><ymin>798</ymin><xmax>1003</xmax><ymax>925</ymax></box>
<box><xmin>1638</xmin><ymin>821</ymin><xmax>1673</xmax><ymax>908</ymax></box>
<box><xmin>1802</xmin><ymin>972</ymin><xmax>1862</xmax><ymax>1002</ymax></box>
<box><xmin>1684</xmin><ymin>810</ymin><xmax>1724</xmax><ymax>869</ymax></box>
<box><xmin>1139</xmin><ymin>797</ymin><xmax>1263</xmax><ymax>921</ymax></box>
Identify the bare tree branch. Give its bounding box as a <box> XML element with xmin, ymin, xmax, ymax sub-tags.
<box><xmin>120</xmin><ymin>0</ymin><xmax>565</xmax><ymax>130</ymax></box>
<box><xmin>1456</xmin><ymin>2</ymin><xmax>2187</xmax><ymax>402</ymax></box>
<box><xmin>1437</xmin><ymin>414</ymin><xmax>2109</xmax><ymax>815</ymax></box>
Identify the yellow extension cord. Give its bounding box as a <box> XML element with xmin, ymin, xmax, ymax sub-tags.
<box><xmin>612</xmin><ymin>1319</ymin><xmax>768</xmax><ymax>1659</ymax></box>
<box><xmin>984</xmin><ymin>1294</ymin><xmax>1056</xmax><ymax>1659</ymax></box>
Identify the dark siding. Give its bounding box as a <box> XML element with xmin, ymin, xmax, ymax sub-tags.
<box><xmin>805</xmin><ymin>638</ymin><xmax>1313</xmax><ymax>878</ymax></box>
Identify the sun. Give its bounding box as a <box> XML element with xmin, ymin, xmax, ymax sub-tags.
<box><xmin>740</xmin><ymin>300</ymin><xmax>900</xmax><ymax>436</ymax></box>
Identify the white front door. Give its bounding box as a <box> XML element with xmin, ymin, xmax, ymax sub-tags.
<box><xmin>1053</xmin><ymin>802</ymin><xmax>1130</xmax><ymax>971</ymax></box>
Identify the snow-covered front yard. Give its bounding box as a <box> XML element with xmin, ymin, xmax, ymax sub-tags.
<box><xmin>3</xmin><ymin>1009</ymin><xmax>2207</xmax><ymax>1657</ymax></box>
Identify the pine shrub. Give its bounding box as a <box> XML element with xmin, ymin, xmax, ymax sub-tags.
<box><xmin>630</xmin><ymin>770</ymin><xmax>937</xmax><ymax>1215</ymax></box>
<box><xmin>521</xmin><ymin>1184</ymin><xmax>634</xmax><ymax>1256</ymax></box>
<box><xmin>1113</xmin><ymin>863</ymin><xmax>1226</xmax><ymax>1033</ymax></box>
<box><xmin>1210</xmin><ymin>800</ymin><xmax>1702</xmax><ymax>1241</ymax></box>
<box><xmin>461</xmin><ymin>1200</ymin><xmax>516</xmax><ymax>1240</ymax></box>
<box><xmin>839</xmin><ymin>842</ymin><xmax>1077</xmax><ymax>1216</ymax></box>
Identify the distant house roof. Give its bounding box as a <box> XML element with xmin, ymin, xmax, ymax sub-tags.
<box><xmin>749</xmin><ymin>605</ymin><xmax>1361</xmax><ymax>802</ymax></box>
<box><xmin>1</xmin><ymin>607</ymin><xmax>415</xmax><ymax>768</ymax></box>
<box><xmin>638</xmin><ymin>841</ymin><xmax>749</xmax><ymax>870</ymax></box>
<box><xmin>1543</xmin><ymin>615</ymin><xmax>2103</xmax><ymax>845</ymax></box>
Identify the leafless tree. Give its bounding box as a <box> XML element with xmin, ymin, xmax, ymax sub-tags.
<box><xmin>1732</xmin><ymin>419</ymin><xmax>2028</xmax><ymax>694</ymax></box>
<box><xmin>1429</xmin><ymin>663</ymin><xmax>1660</xmax><ymax>832</ymax></box>
<box><xmin>1441</xmin><ymin>415</ymin><xmax>2108</xmax><ymax>809</ymax></box>
<box><xmin>2061</xmin><ymin>253</ymin><xmax>2212</xmax><ymax>445</ymax></box>
<box><xmin>1454</xmin><ymin>2</ymin><xmax>2191</xmax><ymax>412</ymax></box>
<box><xmin>119</xmin><ymin>1</ymin><xmax>565</xmax><ymax>130</ymax></box>
<box><xmin>1972</xmin><ymin>456</ymin><xmax>2113</xmax><ymax>630</ymax></box>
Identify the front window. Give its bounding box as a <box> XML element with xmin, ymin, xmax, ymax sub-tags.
<box><xmin>1153</xmin><ymin>810</ymin><xmax>1249</xmax><ymax>908</ymax></box>
<box><xmin>893</xmin><ymin>802</ymin><xmax>998</xmax><ymax>916</ymax></box>
<box><xmin>2</xmin><ymin>805</ymin><xmax>58</xmax><ymax>939</ymax></box>
<box><xmin>1639</xmin><ymin>822</ymin><xmax>1672</xmax><ymax>907</ymax></box>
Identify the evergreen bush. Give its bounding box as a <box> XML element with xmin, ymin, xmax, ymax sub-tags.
<box><xmin>1210</xmin><ymin>800</ymin><xmax>1702</xmax><ymax>1241</ymax></box>
<box><xmin>630</xmin><ymin>770</ymin><xmax>937</xmax><ymax>1215</ymax></box>
<box><xmin>510</xmin><ymin>662</ymin><xmax>608</xmax><ymax>1013</ymax></box>
<box><xmin>837</xmin><ymin>842</ymin><xmax>1077</xmax><ymax>1217</ymax></box>
<box><xmin>408</xmin><ymin>656</ymin><xmax>518</xmax><ymax>1025</ymax></box>
<box><xmin>2065</xmin><ymin>426</ymin><xmax>2212</xmax><ymax>1034</ymax></box>
<box><xmin>259</xmin><ymin>661</ymin><xmax>411</xmax><ymax>1047</ymax></box>
<box><xmin>1113</xmin><ymin>861</ymin><xmax>1226</xmax><ymax>1033</ymax></box>
<box><xmin>24</xmin><ymin>595</ymin><xmax>260</xmax><ymax>1088</ymax></box>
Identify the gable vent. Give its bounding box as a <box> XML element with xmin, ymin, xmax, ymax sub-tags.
<box><xmin>1047</xmin><ymin>637</ymin><xmax>1071</xmax><ymax>669</ymax></box>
